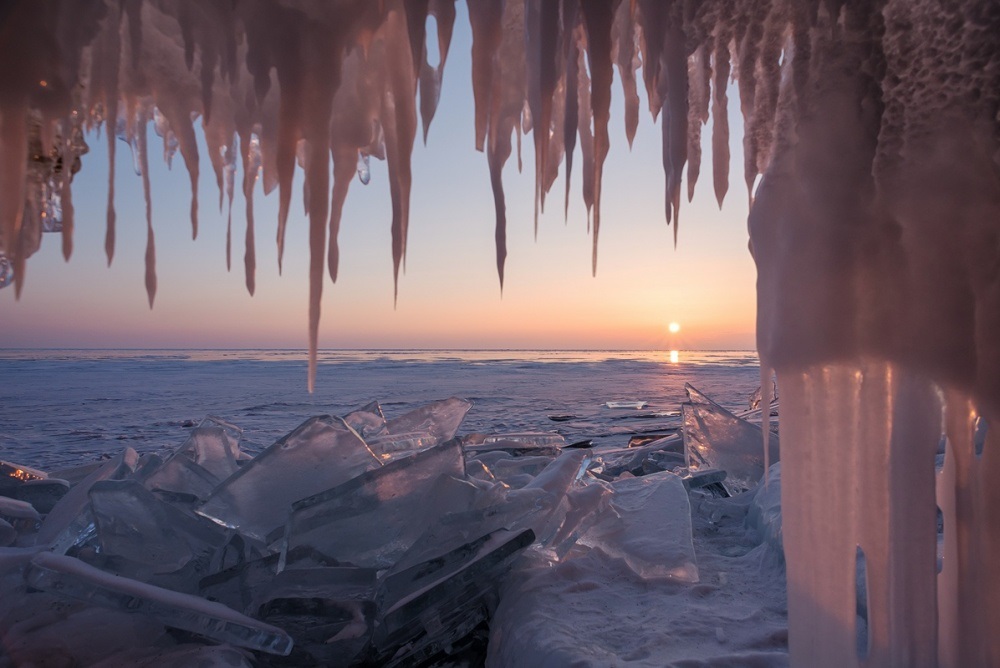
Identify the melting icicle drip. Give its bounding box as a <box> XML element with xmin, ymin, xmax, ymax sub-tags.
<box><xmin>0</xmin><ymin>4</ymin><xmax>998</xmax><ymax>663</ymax></box>
<box><xmin>357</xmin><ymin>152</ymin><xmax>370</xmax><ymax>185</ymax></box>
<box><xmin>152</xmin><ymin>107</ymin><xmax>179</xmax><ymax>169</ymax></box>
<box><xmin>114</xmin><ymin>113</ymin><xmax>142</xmax><ymax>177</ymax></box>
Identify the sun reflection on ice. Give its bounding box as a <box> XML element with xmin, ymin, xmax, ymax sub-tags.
<box><xmin>670</xmin><ymin>350</ymin><xmax>679</xmax><ymax>364</ymax></box>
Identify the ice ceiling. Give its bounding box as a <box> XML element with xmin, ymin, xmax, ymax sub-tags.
<box><xmin>1</xmin><ymin>0</ymin><xmax>999</xmax><ymax>664</ymax></box>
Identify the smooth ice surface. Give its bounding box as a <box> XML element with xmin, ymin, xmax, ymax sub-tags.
<box><xmin>682</xmin><ymin>384</ymin><xmax>779</xmax><ymax>495</ymax></box>
<box><xmin>280</xmin><ymin>439</ymin><xmax>466</xmax><ymax>569</ymax></box>
<box><xmin>196</xmin><ymin>416</ymin><xmax>380</xmax><ymax>542</ymax></box>
<box><xmin>25</xmin><ymin>552</ymin><xmax>293</xmax><ymax>655</ymax></box>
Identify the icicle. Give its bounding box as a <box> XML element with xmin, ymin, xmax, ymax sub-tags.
<box><xmin>418</xmin><ymin>0</ymin><xmax>457</xmax><ymax>142</ymax></box>
<box><xmin>379</xmin><ymin>2</ymin><xmax>418</xmax><ymax>304</ymax></box>
<box><xmin>157</xmin><ymin>104</ymin><xmax>200</xmax><ymax>240</ymax></box>
<box><xmin>222</xmin><ymin>135</ymin><xmax>237</xmax><ymax>271</ymax></box>
<box><xmin>581</xmin><ymin>0</ymin><xmax>616</xmax><ymax>277</ymax></box>
<box><xmin>613</xmin><ymin>0</ymin><xmax>640</xmax><ymax>149</ymax></box>
<box><xmin>711</xmin><ymin>30</ymin><xmax>731</xmax><ymax>208</ymax></box>
<box><xmin>467</xmin><ymin>0</ymin><xmax>503</xmax><ymax>152</ymax></box>
<box><xmin>0</xmin><ymin>101</ymin><xmax>28</xmax><ymax>297</ymax></box>
<box><xmin>234</xmin><ymin>127</ymin><xmax>262</xmax><ymax>296</ymax></box>
<box><xmin>686</xmin><ymin>41</ymin><xmax>712</xmax><ymax>203</ymax></box>
<box><xmin>660</xmin><ymin>20</ymin><xmax>687</xmax><ymax>234</ymax></box>
<box><xmin>576</xmin><ymin>34</ymin><xmax>595</xmax><ymax>234</ymax></box>
<box><xmin>473</xmin><ymin>0</ymin><xmax>526</xmax><ymax>289</ymax></box>
<box><xmin>136</xmin><ymin>106</ymin><xmax>156</xmax><ymax>309</ymax></box>
<box><xmin>526</xmin><ymin>0</ymin><xmax>561</xmax><ymax>236</ymax></box>
<box><xmin>563</xmin><ymin>1</ymin><xmax>580</xmax><ymax>222</ymax></box>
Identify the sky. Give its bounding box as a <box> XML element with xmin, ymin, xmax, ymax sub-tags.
<box><xmin>1</xmin><ymin>5</ymin><xmax>757</xmax><ymax>351</ymax></box>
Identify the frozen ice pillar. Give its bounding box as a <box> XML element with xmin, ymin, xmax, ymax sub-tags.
<box><xmin>777</xmin><ymin>364</ymin><xmax>941</xmax><ymax>666</ymax></box>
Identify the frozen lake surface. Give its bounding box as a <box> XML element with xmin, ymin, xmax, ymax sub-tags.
<box><xmin>0</xmin><ymin>350</ymin><xmax>761</xmax><ymax>470</ymax></box>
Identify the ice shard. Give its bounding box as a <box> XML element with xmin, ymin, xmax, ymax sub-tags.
<box><xmin>38</xmin><ymin>448</ymin><xmax>138</xmax><ymax>552</ymax></box>
<box><xmin>141</xmin><ymin>417</ymin><xmax>243</xmax><ymax>502</ymax></box>
<box><xmin>196</xmin><ymin>416</ymin><xmax>380</xmax><ymax>542</ymax></box>
<box><xmin>279</xmin><ymin>439</ymin><xmax>466</xmax><ymax>570</ymax></box>
<box><xmin>25</xmin><ymin>552</ymin><xmax>293</xmax><ymax>655</ymax></box>
<box><xmin>88</xmin><ymin>479</ymin><xmax>229</xmax><ymax>581</ymax></box>
<box><xmin>682</xmin><ymin>384</ymin><xmax>779</xmax><ymax>495</ymax></box>
<box><xmin>252</xmin><ymin>567</ymin><xmax>377</xmax><ymax>666</ymax></box>
<box><xmin>370</xmin><ymin>528</ymin><xmax>534</xmax><ymax>666</ymax></box>
<box><xmin>579</xmin><ymin>471</ymin><xmax>698</xmax><ymax>583</ymax></box>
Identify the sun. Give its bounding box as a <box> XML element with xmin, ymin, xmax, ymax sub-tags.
<box><xmin>668</xmin><ymin>322</ymin><xmax>681</xmax><ymax>334</ymax></box>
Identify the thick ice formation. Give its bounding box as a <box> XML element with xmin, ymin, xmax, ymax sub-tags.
<box><xmin>1</xmin><ymin>0</ymin><xmax>999</xmax><ymax>663</ymax></box>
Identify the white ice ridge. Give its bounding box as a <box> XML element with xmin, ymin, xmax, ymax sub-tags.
<box><xmin>0</xmin><ymin>1</ymin><xmax>999</xmax><ymax>664</ymax></box>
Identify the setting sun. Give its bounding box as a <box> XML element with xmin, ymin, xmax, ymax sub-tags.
<box><xmin>668</xmin><ymin>322</ymin><xmax>681</xmax><ymax>334</ymax></box>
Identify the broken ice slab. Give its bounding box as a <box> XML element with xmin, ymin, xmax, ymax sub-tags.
<box><xmin>11</xmin><ymin>478</ymin><xmax>70</xmax><ymax>514</ymax></box>
<box><xmin>0</xmin><ymin>591</ymin><xmax>170</xmax><ymax>667</ymax></box>
<box><xmin>579</xmin><ymin>471</ymin><xmax>699</xmax><ymax>582</ymax></box>
<box><xmin>606</xmin><ymin>400</ymin><xmax>648</xmax><ymax>409</ymax></box>
<box><xmin>680</xmin><ymin>468</ymin><xmax>728</xmax><ymax>493</ymax></box>
<box><xmin>24</xmin><ymin>552</ymin><xmax>293</xmax><ymax>655</ymax></box>
<box><xmin>463</xmin><ymin>433</ymin><xmax>565</xmax><ymax>458</ymax></box>
<box><xmin>89</xmin><ymin>480</ymin><xmax>229</xmax><ymax>580</ymax></box>
<box><xmin>384</xmin><ymin>397</ymin><xmax>472</xmax><ymax>444</ymax></box>
<box><xmin>196</xmin><ymin>416</ymin><xmax>381</xmax><ymax>543</ymax></box>
<box><xmin>0</xmin><ymin>460</ymin><xmax>47</xmax><ymax>488</ymax></box>
<box><xmin>595</xmin><ymin>434</ymin><xmax>685</xmax><ymax>480</ymax></box>
<box><xmin>0</xmin><ymin>459</ymin><xmax>49</xmax><ymax>504</ymax></box>
<box><xmin>343</xmin><ymin>400</ymin><xmax>388</xmax><ymax>440</ymax></box>
<box><xmin>365</xmin><ymin>431</ymin><xmax>438</xmax><ymax>459</ymax></box>
<box><xmin>371</xmin><ymin>528</ymin><xmax>534</xmax><ymax>666</ymax></box>
<box><xmin>142</xmin><ymin>417</ymin><xmax>243</xmax><ymax>502</ymax></box>
<box><xmin>0</xmin><ymin>497</ymin><xmax>41</xmax><ymax>525</ymax></box>
<box><xmin>279</xmin><ymin>440</ymin><xmax>466</xmax><ymax>570</ymax></box>
<box><xmin>38</xmin><ymin>448</ymin><xmax>138</xmax><ymax>552</ymax></box>
<box><xmin>682</xmin><ymin>384</ymin><xmax>780</xmax><ymax>495</ymax></box>
<box><xmin>544</xmin><ymin>481</ymin><xmax>613</xmax><ymax>559</ymax></box>
<box><xmin>90</xmin><ymin>644</ymin><xmax>254</xmax><ymax>668</ymax></box>
<box><xmin>199</xmin><ymin>545</ymin><xmax>341</xmax><ymax>614</ymax></box>
<box><xmin>747</xmin><ymin>462</ymin><xmax>783</xmax><ymax>558</ymax></box>
<box><xmin>48</xmin><ymin>461</ymin><xmax>107</xmax><ymax>485</ymax></box>
<box><xmin>253</xmin><ymin>567</ymin><xmax>377</xmax><ymax>666</ymax></box>
<box><xmin>177</xmin><ymin>417</ymin><xmax>243</xmax><ymax>480</ymax></box>
<box><xmin>469</xmin><ymin>453</ymin><xmax>556</xmax><ymax>488</ymax></box>
<box><xmin>0</xmin><ymin>497</ymin><xmax>41</xmax><ymax>544</ymax></box>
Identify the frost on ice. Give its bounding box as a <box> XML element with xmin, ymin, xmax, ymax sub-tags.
<box><xmin>1</xmin><ymin>0</ymin><xmax>1000</xmax><ymax>664</ymax></box>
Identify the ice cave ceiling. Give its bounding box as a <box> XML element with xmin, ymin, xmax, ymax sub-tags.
<box><xmin>1</xmin><ymin>1</ymin><xmax>1000</xmax><ymax>665</ymax></box>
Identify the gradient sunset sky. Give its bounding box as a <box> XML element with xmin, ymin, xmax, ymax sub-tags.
<box><xmin>1</xmin><ymin>5</ymin><xmax>757</xmax><ymax>351</ymax></box>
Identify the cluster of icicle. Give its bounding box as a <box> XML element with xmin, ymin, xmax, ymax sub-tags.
<box><xmin>1</xmin><ymin>1</ymin><xmax>999</xmax><ymax>664</ymax></box>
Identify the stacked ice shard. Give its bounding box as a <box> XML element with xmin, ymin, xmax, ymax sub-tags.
<box><xmin>0</xmin><ymin>390</ymin><xmax>786</xmax><ymax>663</ymax></box>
